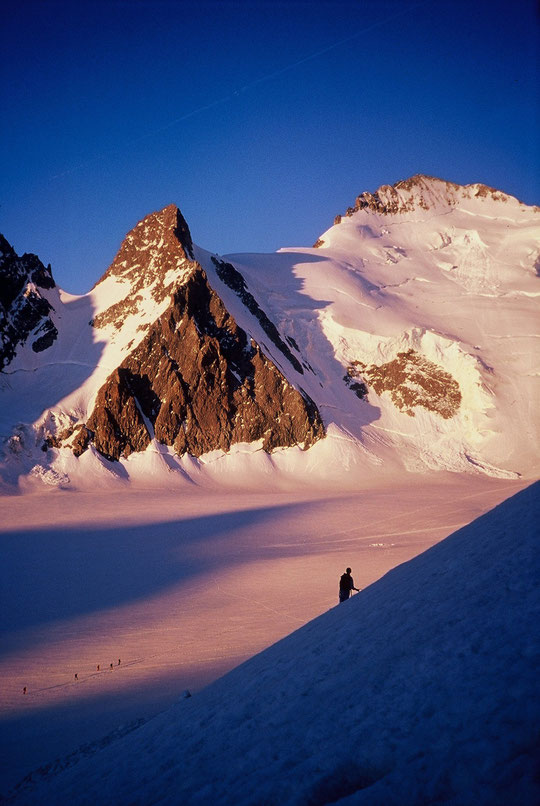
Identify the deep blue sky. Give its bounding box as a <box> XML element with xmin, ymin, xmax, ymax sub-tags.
<box><xmin>2</xmin><ymin>0</ymin><xmax>539</xmax><ymax>293</ymax></box>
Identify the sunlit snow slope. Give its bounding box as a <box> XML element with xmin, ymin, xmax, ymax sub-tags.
<box><xmin>9</xmin><ymin>481</ymin><xmax>539</xmax><ymax>806</ymax></box>
<box><xmin>1</xmin><ymin>176</ymin><xmax>538</xmax><ymax>489</ymax></box>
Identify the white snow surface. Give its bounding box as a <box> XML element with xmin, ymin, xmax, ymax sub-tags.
<box><xmin>216</xmin><ymin>182</ymin><xmax>540</xmax><ymax>480</ymax></box>
<box><xmin>5</xmin><ymin>480</ymin><xmax>539</xmax><ymax>806</ymax></box>
<box><xmin>1</xmin><ymin>176</ymin><xmax>539</xmax><ymax>489</ymax></box>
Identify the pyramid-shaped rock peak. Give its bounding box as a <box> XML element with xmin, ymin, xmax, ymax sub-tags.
<box><xmin>90</xmin><ymin>205</ymin><xmax>197</xmax><ymax>332</ymax></box>
<box><xmin>96</xmin><ymin>203</ymin><xmax>194</xmax><ymax>286</ymax></box>
<box><xmin>84</xmin><ymin>267</ymin><xmax>325</xmax><ymax>460</ymax></box>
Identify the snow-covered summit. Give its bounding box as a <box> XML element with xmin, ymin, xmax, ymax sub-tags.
<box><xmin>223</xmin><ymin>177</ymin><xmax>539</xmax><ymax>480</ymax></box>
<box><xmin>9</xmin><ymin>481</ymin><xmax>539</xmax><ymax>805</ymax></box>
<box><xmin>325</xmin><ymin>174</ymin><xmax>536</xmax><ymax>228</ymax></box>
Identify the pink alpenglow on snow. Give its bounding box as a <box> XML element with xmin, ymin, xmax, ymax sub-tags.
<box><xmin>7</xmin><ymin>482</ymin><xmax>539</xmax><ymax>806</ymax></box>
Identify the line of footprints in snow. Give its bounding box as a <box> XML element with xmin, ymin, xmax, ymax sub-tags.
<box><xmin>22</xmin><ymin>660</ymin><xmax>123</xmax><ymax>695</ymax></box>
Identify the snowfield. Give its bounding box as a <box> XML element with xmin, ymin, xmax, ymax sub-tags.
<box><xmin>0</xmin><ymin>476</ymin><xmax>527</xmax><ymax>794</ymax></box>
<box><xmin>4</xmin><ymin>481</ymin><xmax>538</xmax><ymax>805</ymax></box>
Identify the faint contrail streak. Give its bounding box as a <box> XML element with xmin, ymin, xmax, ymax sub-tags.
<box><xmin>50</xmin><ymin>0</ymin><xmax>431</xmax><ymax>181</ymax></box>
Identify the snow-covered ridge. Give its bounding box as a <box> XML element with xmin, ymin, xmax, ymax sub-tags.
<box><xmin>324</xmin><ymin>174</ymin><xmax>539</xmax><ymax>230</ymax></box>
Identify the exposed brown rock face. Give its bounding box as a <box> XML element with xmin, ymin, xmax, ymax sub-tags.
<box><xmin>91</xmin><ymin>205</ymin><xmax>194</xmax><ymax>331</ymax></box>
<box><xmin>85</xmin><ymin>267</ymin><xmax>324</xmax><ymax>461</ymax></box>
<box><xmin>45</xmin><ymin>424</ymin><xmax>93</xmax><ymax>457</ymax></box>
<box><xmin>70</xmin><ymin>425</ymin><xmax>93</xmax><ymax>457</ymax></box>
<box><xmin>87</xmin><ymin>368</ymin><xmax>151</xmax><ymax>459</ymax></box>
<box><xmin>346</xmin><ymin>350</ymin><xmax>461</xmax><ymax>418</ymax></box>
<box><xmin>0</xmin><ymin>235</ymin><xmax>57</xmax><ymax>368</ymax></box>
<box><xmin>340</xmin><ymin>175</ymin><xmax>460</xmax><ymax>218</ymax></box>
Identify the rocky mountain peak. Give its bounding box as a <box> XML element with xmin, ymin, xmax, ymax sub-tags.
<box><xmin>81</xmin><ymin>266</ymin><xmax>325</xmax><ymax>461</ymax></box>
<box><xmin>0</xmin><ymin>235</ymin><xmax>58</xmax><ymax>369</ymax></box>
<box><xmin>394</xmin><ymin>174</ymin><xmax>516</xmax><ymax>208</ymax></box>
<box><xmin>59</xmin><ymin>205</ymin><xmax>326</xmax><ymax>463</ymax></box>
<box><xmin>95</xmin><ymin>204</ymin><xmax>194</xmax><ymax>287</ymax></box>
<box><xmin>0</xmin><ymin>235</ymin><xmax>56</xmax><ymax>294</ymax></box>
<box><xmin>90</xmin><ymin>205</ymin><xmax>197</xmax><ymax>332</ymax></box>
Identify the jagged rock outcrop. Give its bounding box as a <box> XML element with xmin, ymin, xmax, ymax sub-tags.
<box><xmin>45</xmin><ymin>424</ymin><xmax>92</xmax><ymax>457</ymax></box>
<box><xmin>348</xmin><ymin>175</ymin><xmax>463</xmax><ymax>216</ymax></box>
<box><xmin>334</xmin><ymin>174</ymin><xmax>517</xmax><ymax>222</ymax></box>
<box><xmin>345</xmin><ymin>350</ymin><xmax>462</xmax><ymax>419</ymax></box>
<box><xmin>0</xmin><ymin>235</ymin><xmax>57</xmax><ymax>369</ymax></box>
<box><xmin>85</xmin><ymin>265</ymin><xmax>324</xmax><ymax>461</ymax></box>
<box><xmin>312</xmin><ymin>175</ymin><xmax>525</xmax><ymax>248</ymax></box>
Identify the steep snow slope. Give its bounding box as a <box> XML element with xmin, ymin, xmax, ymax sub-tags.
<box><xmin>8</xmin><ymin>481</ymin><xmax>539</xmax><ymax>806</ymax></box>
